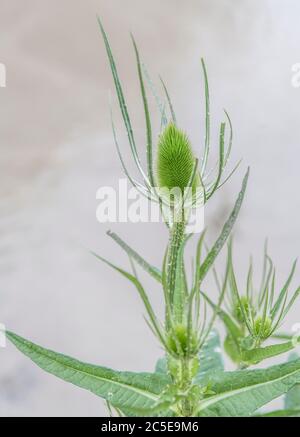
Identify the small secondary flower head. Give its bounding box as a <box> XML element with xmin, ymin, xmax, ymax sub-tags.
<box><xmin>224</xmin><ymin>241</ymin><xmax>300</xmax><ymax>343</ymax></box>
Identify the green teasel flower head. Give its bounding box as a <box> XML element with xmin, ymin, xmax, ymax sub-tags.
<box><xmin>157</xmin><ymin>123</ymin><xmax>200</xmax><ymax>193</ymax></box>
<box><xmin>98</xmin><ymin>18</ymin><xmax>239</xmax><ymax>217</ymax></box>
<box><xmin>233</xmin><ymin>295</ymin><xmax>255</xmax><ymax>325</ymax></box>
<box><xmin>253</xmin><ymin>316</ymin><xmax>272</xmax><ymax>339</ymax></box>
<box><xmin>156</xmin><ymin>123</ymin><xmax>202</xmax><ymax>209</ymax></box>
<box><xmin>222</xmin><ymin>240</ymin><xmax>300</xmax><ymax>343</ymax></box>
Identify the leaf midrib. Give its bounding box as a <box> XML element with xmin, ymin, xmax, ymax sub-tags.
<box><xmin>197</xmin><ymin>366</ymin><xmax>300</xmax><ymax>414</ymax></box>
<box><xmin>10</xmin><ymin>333</ymin><xmax>160</xmax><ymax>404</ymax></box>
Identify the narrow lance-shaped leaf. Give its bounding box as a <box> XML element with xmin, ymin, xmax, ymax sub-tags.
<box><xmin>200</xmin><ymin>58</ymin><xmax>210</xmax><ymax>176</ymax></box>
<box><xmin>272</xmin><ymin>332</ymin><xmax>295</xmax><ymax>341</ymax></box>
<box><xmin>109</xmin><ymin>102</ymin><xmax>151</xmax><ymax>201</ymax></box>
<box><xmin>217</xmin><ymin>159</ymin><xmax>242</xmax><ymax>190</ymax></box>
<box><xmin>98</xmin><ymin>18</ymin><xmax>148</xmax><ymax>185</ymax></box>
<box><xmin>131</xmin><ymin>35</ymin><xmax>154</xmax><ymax>186</ymax></box>
<box><xmin>198</xmin><ymin>167</ymin><xmax>249</xmax><ymax>282</ymax></box>
<box><xmin>141</xmin><ymin>63</ymin><xmax>168</xmax><ymax>129</ymax></box>
<box><xmin>241</xmin><ymin>341</ymin><xmax>296</xmax><ymax>365</ymax></box>
<box><xmin>270</xmin><ymin>259</ymin><xmax>297</xmax><ymax>320</ymax></box>
<box><xmin>6</xmin><ymin>331</ymin><xmax>170</xmax><ymax>416</ymax></box>
<box><xmin>206</xmin><ymin>122</ymin><xmax>225</xmax><ymax>200</ymax></box>
<box><xmin>106</xmin><ymin>230</ymin><xmax>162</xmax><ymax>282</ymax></box>
<box><xmin>223</xmin><ymin>110</ymin><xmax>233</xmax><ymax>168</ymax></box>
<box><xmin>199</xmin><ymin>248</ymin><xmax>230</xmax><ymax>348</ymax></box>
<box><xmin>227</xmin><ymin>240</ymin><xmax>253</xmax><ymax>334</ymax></box>
<box><xmin>280</xmin><ymin>286</ymin><xmax>300</xmax><ymax>322</ymax></box>
<box><xmin>159</xmin><ymin>77</ymin><xmax>177</xmax><ymax>125</ymax></box>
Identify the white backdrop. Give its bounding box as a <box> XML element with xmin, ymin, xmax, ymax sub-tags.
<box><xmin>0</xmin><ymin>0</ymin><xmax>300</xmax><ymax>416</ymax></box>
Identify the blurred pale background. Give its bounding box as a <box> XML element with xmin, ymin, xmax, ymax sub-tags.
<box><xmin>1</xmin><ymin>0</ymin><xmax>300</xmax><ymax>416</ymax></box>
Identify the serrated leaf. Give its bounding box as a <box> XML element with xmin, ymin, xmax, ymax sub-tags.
<box><xmin>7</xmin><ymin>331</ymin><xmax>170</xmax><ymax>416</ymax></box>
<box><xmin>197</xmin><ymin>357</ymin><xmax>300</xmax><ymax>417</ymax></box>
<box><xmin>284</xmin><ymin>352</ymin><xmax>300</xmax><ymax>410</ymax></box>
<box><xmin>199</xmin><ymin>168</ymin><xmax>249</xmax><ymax>282</ymax></box>
<box><xmin>195</xmin><ymin>330</ymin><xmax>224</xmax><ymax>383</ymax></box>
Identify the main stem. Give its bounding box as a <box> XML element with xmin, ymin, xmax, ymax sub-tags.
<box><xmin>167</xmin><ymin>216</ymin><xmax>186</xmax><ymax>312</ymax></box>
<box><xmin>166</xmin><ymin>207</ymin><xmax>198</xmax><ymax>416</ymax></box>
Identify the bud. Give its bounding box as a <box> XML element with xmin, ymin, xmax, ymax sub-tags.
<box><xmin>156</xmin><ymin>124</ymin><xmax>200</xmax><ymax>195</ymax></box>
<box><xmin>233</xmin><ymin>296</ymin><xmax>254</xmax><ymax>325</ymax></box>
<box><xmin>167</xmin><ymin>324</ymin><xmax>198</xmax><ymax>357</ymax></box>
<box><xmin>253</xmin><ymin>316</ymin><xmax>272</xmax><ymax>339</ymax></box>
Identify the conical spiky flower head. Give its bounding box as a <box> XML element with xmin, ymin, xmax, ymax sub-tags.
<box><xmin>156</xmin><ymin>124</ymin><xmax>200</xmax><ymax>194</ymax></box>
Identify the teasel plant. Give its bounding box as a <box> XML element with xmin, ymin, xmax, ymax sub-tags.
<box><xmin>3</xmin><ymin>19</ymin><xmax>300</xmax><ymax>417</ymax></box>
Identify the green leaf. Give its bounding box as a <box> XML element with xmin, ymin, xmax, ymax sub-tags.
<box><xmin>223</xmin><ymin>110</ymin><xmax>233</xmax><ymax>168</ymax></box>
<box><xmin>106</xmin><ymin>230</ymin><xmax>162</xmax><ymax>282</ymax></box>
<box><xmin>155</xmin><ymin>357</ymin><xmax>168</xmax><ymax>374</ymax></box>
<box><xmin>270</xmin><ymin>260</ymin><xmax>297</xmax><ymax>320</ymax></box>
<box><xmin>200</xmin><ymin>58</ymin><xmax>210</xmax><ymax>176</ymax></box>
<box><xmin>198</xmin><ymin>168</ymin><xmax>249</xmax><ymax>282</ymax></box>
<box><xmin>97</xmin><ymin>18</ymin><xmax>147</xmax><ymax>185</ymax></box>
<box><xmin>224</xmin><ymin>335</ymin><xmax>242</xmax><ymax>364</ymax></box>
<box><xmin>205</xmin><ymin>122</ymin><xmax>225</xmax><ymax>200</ymax></box>
<box><xmin>6</xmin><ymin>331</ymin><xmax>170</xmax><ymax>416</ymax></box>
<box><xmin>272</xmin><ymin>332</ymin><xmax>294</xmax><ymax>341</ymax></box>
<box><xmin>284</xmin><ymin>352</ymin><xmax>300</xmax><ymax>410</ymax></box>
<box><xmin>195</xmin><ymin>330</ymin><xmax>224</xmax><ymax>383</ymax></box>
<box><xmin>241</xmin><ymin>341</ymin><xmax>296</xmax><ymax>365</ymax></box>
<box><xmin>197</xmin><ymin>357</ymin><xmax>300</xmax><ymax>417</ymax></box>
<box><xmin>131</xmin><ymin>35</ymin><xmax>154</xmax><ymax>186</ymax></box>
